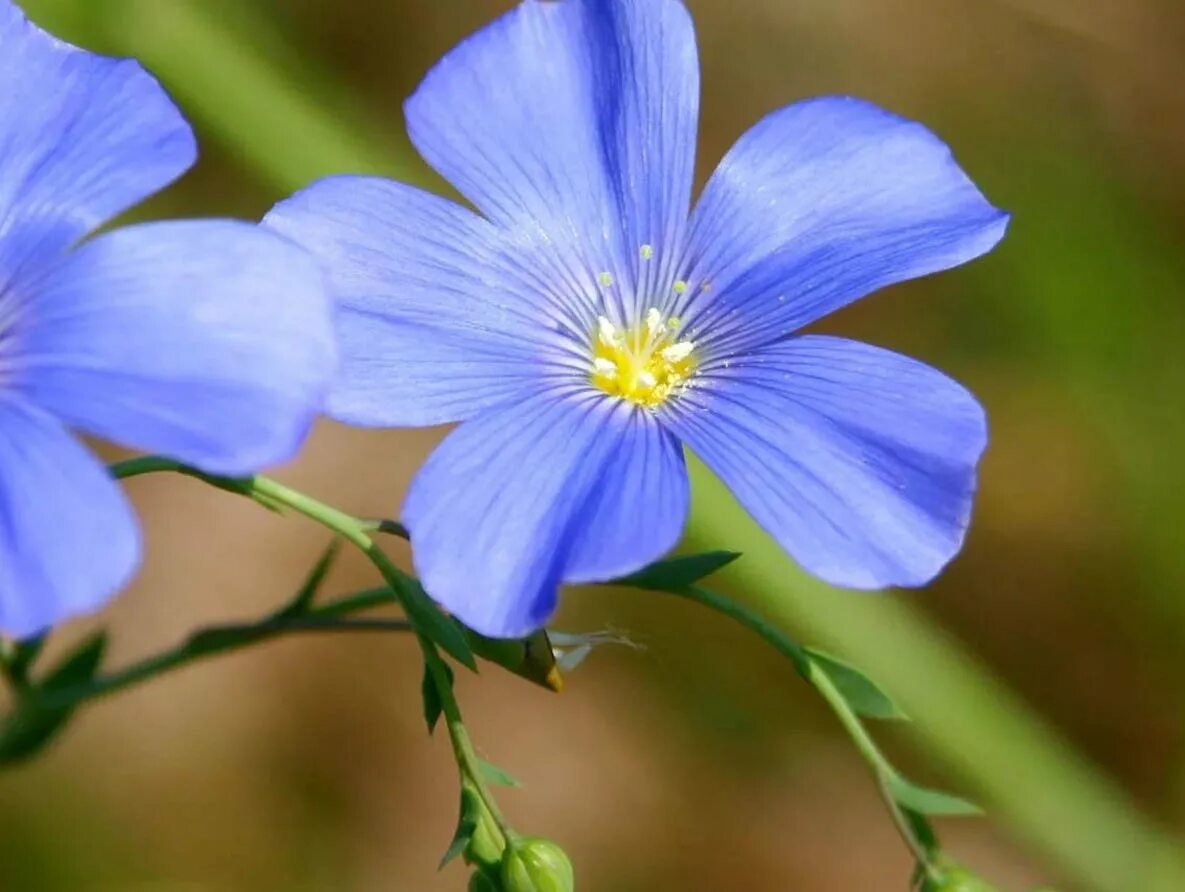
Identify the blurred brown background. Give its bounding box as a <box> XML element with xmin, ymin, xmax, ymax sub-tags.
<box><xmin>5</xmin><ymin>0</ymin><xmax>1185</xmax><ymax>889</ymax></box>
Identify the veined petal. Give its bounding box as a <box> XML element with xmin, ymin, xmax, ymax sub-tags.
<box><xmin>9</xmin><ymin>220</ymin><xmax>335</xmax><ymax>475</ymax></box>
<box><xmin>0</xmin><ymin>0</ymin><xmax>195</xmax><ymax>275</ymax></box>
<box><xmin>265</xmin><ymin>176</ymin><xmax>568</xmax><ymax>427</ymax></box>
<box><xmin>667</xmin><ymin>336</ymin><xmax>987</xmax><ymax>589</ymax></box>
<box><xmin>680</xmin><ymin>97</ymin><xmax>1008</xmax><ymax>356</ymax></box>
<box><xmin>403</xmin><ymin>390</ymin><xmax>688</xmax><ymax>638</ymax></box>
<box><xmin>405</xmin><ymin>0</ymin><xmax>700</xmax><ymax>322</ymax></box>
<box><xmin>0</xmin><ymin>398</ymin><xmax>138</xmax><ymax>638</ymax></box>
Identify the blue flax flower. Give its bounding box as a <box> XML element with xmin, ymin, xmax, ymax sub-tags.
<box><xmin>266</xmin><ymin>0</ymin><xmax>1008</xmax><ymax>638</ymax></box>
<box><xmin>0</xmin><ymin>1</ymin><xmax>335</xmax><ymax>637</ymax></box>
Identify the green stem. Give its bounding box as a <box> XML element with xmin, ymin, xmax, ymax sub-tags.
<box><xmin>112</xmin><ymin>457</ymin><xmax>510</xmax><ymax>840</ymax></box>
<box><xmin>672</xmin><ymin>585</ymin><xmax>938</xmax><ymax>877</ymax></box>
<box><xmin>36</xmin><ymin>607</ymin><xmax>410</xmax><ymax>712</ymax></box>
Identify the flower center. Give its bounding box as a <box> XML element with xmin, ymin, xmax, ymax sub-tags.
<box><xmin>590</xmin><ymin>308</ymin><xmax>696</xmax><ymax>408</ymax></box>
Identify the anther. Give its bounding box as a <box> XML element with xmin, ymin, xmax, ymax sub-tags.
<box><xmin>661</xmin><ymin>341</ymin><xmax>695</xmax><ymax>363</ymax></box>
<box><xmin>593</xmin><ymin>357</ymin><xmax>617</xmax><ymax>377</ymax></box>
<box><xmin>640</xmin><ymin>244</ymin><xmax>654</xmax><ymax>261</ymax></box>
<box><xmin>598</xmin><ymin>272</ymin><xmax>614</xmax><ymax>287</ymax></box>
<box><xmin>598</xmin><ymin>316</ymin><xmax>619</xmax><ymax>345</ymax></box>
<box><xmin>673</xmin><ymin>280</ymin><xmax>688</xmax><ymax>295</ymax></box>
<box><xmin>645</xmin><ymin>307</ymin><xmax>662</xmax><ymax>334</ymax></box>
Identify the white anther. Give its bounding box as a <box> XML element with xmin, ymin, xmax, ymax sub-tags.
<box><xmin>661</xmin><ymin>341</ymin><xmax>695</xmax><ymax>363</ymax></box>
<box><xmin>638</xmin><ymin>370</ymin><xmax>658</xmax><ymax>389</ymax></box>
<box><xmin>646</xmin><ymin>307</ymin><xmax>663</xmax><ymax>334</ymax></box>
<box><xmin>593</xmin><ymin>357</ymin><xmax>618</xmax><ymax>377</ymax></box>
<box><xmin>598</xmin><ymin>316</ymin><xmax>619</xmax><ymax>345</ymax></box>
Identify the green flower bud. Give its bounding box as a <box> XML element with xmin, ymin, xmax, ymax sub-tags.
<box><xmin>468</xmin><ymin>869</ymin><xmax>501</xmax><ymax>892</ymax></box>
<box><xmin>500</xmin><ymin>838</ymin><xmax>575</xmax><ymax>892</ymax></box>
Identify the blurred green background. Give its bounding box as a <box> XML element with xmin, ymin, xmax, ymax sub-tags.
<box><xmin>4</xmin><ymin>0</ymin><xmax>1185</xmax><ymax>889</ymax></box>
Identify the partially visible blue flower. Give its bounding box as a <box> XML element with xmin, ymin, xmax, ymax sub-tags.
<box><xmin>0</xmin><ymin>1</ymin><xmax>336</xmax><ymax>637</ymax></box>
<box><xmin>266</xmin><ymin>0</ymin><xmax>1008</xmax><ymax>638</ymax></box>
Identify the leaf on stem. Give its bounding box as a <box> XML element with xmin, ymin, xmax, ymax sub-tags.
<box><xmin>422</xmin><ymin>660</ymin><xmax>454</xmax><ymax>735</ymax></box>
<box><xmin>440</xmin><ymin>783</ymin><xmax>484</xmax><ymax>868</ymax></box>
<box><xmin>805</xmin><ymin>648</ymin><xmax>908</xmax><ymax>721</ymax></box>
<box><xmin>889</xmin><ymin>775</ymin><xmax>983</xmax><ymax>816</ymax></box>
<box><xmin>0</xmin><ymin>631</ymin><xmax>107</xmax><ymax>764</ymax></box>
<box><xmin>616</xmin><ymin>551</ymin><xmax>742</xmax><ymax>591</ymax></box>
<box><xmin>273</xmin><ymin>538</ymin><xmax>342</xmax><ymax>619</ymax></box>
<box><xmin>478</xmin><ymin>757</ymin><xmax>522</xmax><ymax>789</ymax></box>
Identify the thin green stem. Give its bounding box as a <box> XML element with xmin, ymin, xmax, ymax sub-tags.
<box><xmin>31</xmin><ymin>596</ymin><xmax>410</xmax><ymax>713</ymax></box>
<box><xmin>111</xmin><ymin>457</ymin><xmax>510</xmax><ymax>840</ymax></box>
<box><xmin>671</xmin><ymin>585</ymin><xmax>938</xmax><ymax>877</ymax></box>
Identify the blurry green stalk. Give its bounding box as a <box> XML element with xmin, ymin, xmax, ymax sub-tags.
<box><xmin>19</xmin><ymin>0</ymin><xmax>1185</xmax><ymax>889</ymax></box>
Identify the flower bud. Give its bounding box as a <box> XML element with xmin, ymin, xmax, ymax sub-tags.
<box><xmin>500</xmin><ymin>838</ymin><xmax>575</xmax><ymax>892</ymax></box>
<box><xmin>468</xmin><ymin>869</ymin><xmax>501</xmax><ymax>892</ymax></box>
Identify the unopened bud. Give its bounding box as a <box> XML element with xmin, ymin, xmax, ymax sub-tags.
<box><xmin>468</xmin><ymin>869</ymin><xmax>501</xmax><ymax>892</ymax></box>
<box><xmin>500</xmin><ymin>838</ymin><xmax>575</xmax><ymax>892</ymax></box>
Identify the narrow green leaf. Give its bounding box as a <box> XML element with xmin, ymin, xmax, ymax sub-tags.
<box><xmin>889</xmin><ymin>776</ymin><xmax>983</xmax><ymax>816</ymax></box>
<box><xmin>617</xmin><ymin>551</ymin><xmax>742</xmax><ymax>591</ymax></box>
<box><xmin>399</xmin><ymin>578</ymin><xmax>477</xmax><ymax>671</ymax></box>
<box><xmin>440</xmin><ymin>784</ymin><xmax>483</xmax><ymax>868</ymax></box>
<box><xmin>422</xmin><ymin>661</ymin><xmax>454</xmax><ymax>735</ymax></box>
<box><xmin>478</xmin><ymin>758</ymin><xmax>522</xmax><ymax>789</ymax></box>
<box><xmin>0</xmin><ymin>631</ymin><xmax>108</xmax><ymax>765</ymax></box>
<box><xmin>5</xmin><ymin>633</ymin><xmax>47</xmax><ymax>685</ymax></box>
<box><xmin>273</xmin><ymin>538</ymin><xmax>342</xmax><ymax>619</ymax></box>
<box><xmin>805</xmin><ymin>648</ymin><xmax>907</xmax><ymax>720</ymax></box>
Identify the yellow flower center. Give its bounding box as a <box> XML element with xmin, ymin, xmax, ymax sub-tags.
<box><xmin>590</xmin><ymin>307</ymin><xmax>696</xmax><ymax>408</ymax></box>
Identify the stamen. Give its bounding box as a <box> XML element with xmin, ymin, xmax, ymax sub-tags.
<box><xmin>588</xmin><ymin>308</ymin><xmax>697</xmax><ymax>409</ymax></box>
<box><xmin>645</xmin><ymin>307</ymin><xmax>662</xmax><ymax>335</ymax></box>
<box><xmin>672</xmin><ymin>280</ymin><xmax>688</xmax><ymax>295</ymax></box>
<box><xmin>598</xmin><ymin>272</ymin><xmax>614</xmax><ymax>288</ymax></box>
<box><xmin>661</xmin><ymin>341</ymin><xmax>695</xmax><ymax>363</ymax></box>
<box><xmin>640</xmin><ymin>244</ymin><xmax>654</xmax><ymax>261</ymax></box>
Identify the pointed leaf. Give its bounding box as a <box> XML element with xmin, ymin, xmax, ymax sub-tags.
<box><xmin>0</xmin><ymin>631</ymin><xmax>107</xmax><ymax>764</ymax></box>
<box><xmin>478</xmin><ymin>758</ymin><xmax>522</xmax><ymax>789</ymax></box>
<box><xmin>440</xmin><ymin>784</ymin><xmax>483</xmax><ymax>868</ymax></box>
<box><xmin>422</xmin><ymin>661</ymin><xmax>454</xmax><ymax>735</ymax></box>
<box><xmin>617</xmin><ymin>551</ymin><xmax>742</xmax><ymax>591</ymax></box>
<box><xmin>399</xmin><ymin>578</ymin><xmax>476</xmax><ymax>670</ymax></box>
<box><xmin>274</xmin><ymin>538</ymin><xmax>342</xmax><ymax>619</ymax></box>
<box><xmin>806</xmin><ymin>648</ymin><xmax>907</xmax><ymax>720</ymax></box>
<box><xmin>889</xmin><ymin>775</ymin><xmax>982</xmax><ymax>816</ymax></box>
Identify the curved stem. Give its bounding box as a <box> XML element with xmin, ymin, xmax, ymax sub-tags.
<box><xmin>111</xmin><ymin>457</ymin><xmax>512</xmax><ymax>841</ymax></box>
<box><xmin>669</xmin><ymin>585</ymin><xmax>939</xmax><ymax>878</ymax></box>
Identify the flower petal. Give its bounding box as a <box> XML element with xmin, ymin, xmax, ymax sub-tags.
<box><xmin>403</xmin><ymin>389</ymin><xmax>688</xmax><ymax>638</ymax></box>
<box><xmin>666</xmin><ymin>336</ymin><xmax>987</xmax><ymax>588</ymax></box>
<box><xmin>265</xmin><ymin>176</ymin><xmax>569</xmax><ymax>427</ymax></box>
<box><xmin>0</xmin><ymin>398</ymin><xmax>138</xmax><ymax>638</ymax></box>
<box><xmin>10</xmin><ymin>220</ymin><xmax>335</xmax><ymax>475</ymax></box>
<box><xmin>680</xmin><ymin>97</ymin><xmax>1008</xmax><ymax>356</ymax></box>
<box><xmin>405</xmin><ymin>0</ymin><xmax>700</xmax><ymax>317</ymax></box>
<box><xmin>0</xmin><ymin>0</ymin><xmax>195</xmax><ymax>272</ymax></box>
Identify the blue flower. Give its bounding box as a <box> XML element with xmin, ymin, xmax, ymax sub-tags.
<box><xmin>0</xmin><ymin>1</ymin><xmax>336</xmax><ymax>637</ymax></box>
<box><xmin>266</xmin><ymin>0</ymin><xmax>1008</xmax><ymax>638</ymax></box>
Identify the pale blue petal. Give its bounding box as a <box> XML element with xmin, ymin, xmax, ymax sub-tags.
<box><xmin>265</xmin><ymin>176</ymin><xmax>572</xmax><ymax>427</ymax></box>
<box><xmin>666</xmin><ymin>336</ymin><xmax>987</xmax><ymax>588</ymax></box>
<box><xmin>0</xmin><ymin>0</ymin><xmax>195</xmax><ymax>276</ymax></box>
<box><xmin>403</xmin><ymin>389</ymin><xmax>688</xmax><ymax>638</ymax></box>
<box><xmin>0</xmin><ymin>398</ymin><xmax>138</xmax><ymax>638</ymax></box>
<box><xmin>405</xmin><ymin>0</ymin><xmax>699</xmax><ymax>325</ymax></box>
<box><xmin>10</xmin><ymin>220</ymin><xmax>335</xmax><ymax>475</ymax></box>
<box><xmin>679</xmin><ymin>97</ymin><xmax>1008</xmax><ymax>357</ymax></box>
